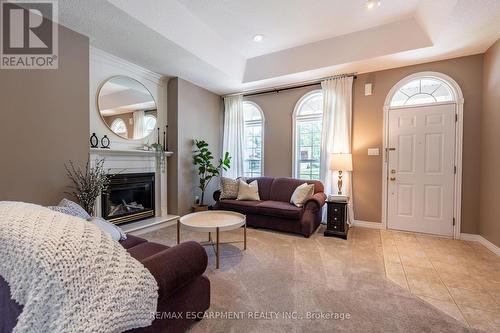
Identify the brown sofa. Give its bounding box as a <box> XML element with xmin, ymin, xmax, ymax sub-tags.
<box><xmin>0</xmin><ymin>235</ymin><xmax>210</xmax><ymax>333</ymax></box>
<box><xmin>213</xmin><ymin>177</ymin><xmax>326</xmax><ymax>237</ymax></box>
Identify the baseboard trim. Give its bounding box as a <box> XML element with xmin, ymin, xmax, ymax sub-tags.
<box><xmin>460</xmin><ymin>233</ymin><xmax>500</xmax><ymax>256</ymax></box>
<box><xmin>352</xmin><ymin>220</ymin><xmax>384</xmax><ymax>229</ymax></box>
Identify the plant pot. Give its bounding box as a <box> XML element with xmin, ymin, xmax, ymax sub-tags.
<box><xmin>193</xmin><ymin>205</ymin><xmax>209</xmax><ymax>212</ymax></box>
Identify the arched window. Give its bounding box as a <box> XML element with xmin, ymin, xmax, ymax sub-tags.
<box><xmin>293</xmin><ymin>90</ymin><xmax>323</xmax><ymax>180</ymax></box>
<box><xmin>242</xmin><ymin>101</ymin><xmax>264</xmax><ymax>177</ymax></box>
<box><xmin>110</xmin><ymin>118</ymin><xmax>128</xmax><ymax>138</ymax></box>
<box><xmin>390</xmin><ymin>78</ymin><xmax>454</xmax><ymax>107</ymax></box>
<box><xmin>144</xmin><ymin>114</ymin><xmax>156</xmax><ymax>136</ymax></box>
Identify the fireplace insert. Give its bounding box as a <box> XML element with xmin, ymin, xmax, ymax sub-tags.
<box><xmin>101</xmin><ymin>173</ymin><xmax>155</xmax><ymax>225</ymax></box>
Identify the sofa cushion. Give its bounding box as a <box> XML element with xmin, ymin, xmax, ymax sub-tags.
<box><xmin>219</xmin><ymin>177</ymin><xmax>243</xmax><ymax>199</ymax></box>
<box><xmin>290</xmin><ymin>183</ymin><xmax>315</xmax><ymax>207</ymax></box>
<box><xmin>237</xmin><ymin>180</ymin><xmax>260</xmax><ymax>200</ymax></box>
<box><xmin>48</xmin><ymin>198</ymin><xmax>91</xmax><ymax>220</ymax></box>
<box><xmin>247</xmin><ymin>177</ymin><xmax>274</xmax><ymax>201</ymax></box>
<box><xmin>89</xmin><ymin>217</ymin><xmax>127</xmax><ymax>241</ymax></box>
<box><xmin>127</xmin><ymin>242</ymin><xmax>170</xmax><ymax>261</ymax></box>
<box><xmin>217</xmin><ymin>199</ymin><xmax>262</xmax><ymax>214</ymax></box>
<box><xmin>256</xmin><ymin>201</ymin><xmax>303</xmax><ymax>219</ymax></box>
<box><xmin>269</xmin><ymin>178</ymin><xmax>324</xmax><ymax>203</ymax></box>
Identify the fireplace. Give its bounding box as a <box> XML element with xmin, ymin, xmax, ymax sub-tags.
<box><xmin>101</xmin><ymin>173</ymin><xmax>155</xmax><ymax>225</ymax></box>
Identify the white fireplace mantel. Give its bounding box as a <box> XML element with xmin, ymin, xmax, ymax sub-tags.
<box><xmin>90</xmin><ymin>148</ymin><xmax>178</xmax><ymax>234</ymax></box>
<box><xmin>90</xmin><ymin>148</ymin><xmax>174</xmax><ymax>157</ymax></box>
<box><xmin>89</xmin><ymin>48</ymin><xmax>178</xmax><ymax>234</ymax></box>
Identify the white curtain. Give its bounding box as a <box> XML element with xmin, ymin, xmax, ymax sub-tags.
<box><xmin>133</xmin><ymin>110</ymin><xmax>145</xmax><ymax>139</ymax></box>
<box><xmin>223</xmin><ymin>95</ymin><xmax>245</xmax><ymax>178</ymax></box>
<box><xmin>320</xmin><ymin>76</ymin><xmax>354</xmax><ymax>223</ymax></box>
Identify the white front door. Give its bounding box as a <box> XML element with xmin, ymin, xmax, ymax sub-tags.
<box><xmin>387</xmin><ymin>103</ymin><xmax>456</xmax><ymax>236</ymax></box>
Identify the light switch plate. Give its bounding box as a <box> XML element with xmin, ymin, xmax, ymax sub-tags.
<box><xmin>368</xmin><ymin>148</ymin><xmax>379</xmax><ymax>156</ymax></box>
<box><xmin>365</xmin><ymin>83</ymin><xmax>372</xmax><ymax>96</ymax></box>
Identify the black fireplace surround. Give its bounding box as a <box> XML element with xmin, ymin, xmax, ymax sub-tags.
<box><xmin>101</xmin><ymin>173</ymin><xmax>155</xmax><ymax>225</ymax></box>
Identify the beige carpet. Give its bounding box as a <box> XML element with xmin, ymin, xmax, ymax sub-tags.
<box><xmin>141</xmin><ymin>225</ymin><xmax>481</xmax><ymax>333</ymax></box>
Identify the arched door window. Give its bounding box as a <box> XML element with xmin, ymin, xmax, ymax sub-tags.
<box><xmin>293</xmin><ymin>90</ymin><xmax>323</xmax><ymax>180</ymax></box>
<box><xmin>110</xmin><ymin>118</ymin><xmax>128</xmax><ymax>138</ymax></box>
<box><xmin>144</xmin><ymin>114</ymin><xmax>156</xmax><ymax>137</ymax></box>
<box><xmin>242</xmin><ymin>101</ymin><xmax>264</xmax><ymax>177</ymax></box>
<box><xmin>390</xmin><ymin>78</ymin><xmax>454</xmax><ymax>107</ymax></box>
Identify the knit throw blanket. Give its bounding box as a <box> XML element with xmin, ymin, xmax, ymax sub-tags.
<box><xmin>0</xmin><ymin>202</ymin><xmax>158</xmax><ymax>333</ymax></box>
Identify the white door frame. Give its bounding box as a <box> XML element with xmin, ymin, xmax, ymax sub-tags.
<box><xmin>381</xmin><ymin>71</ymin><xmax>464</xmax><ymax>239</ymax></box>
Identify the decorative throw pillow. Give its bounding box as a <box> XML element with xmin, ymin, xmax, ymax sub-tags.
<box><xmin>88</xmin><ymin>217</ymin><xmax>127</xmax><ymax>241</ymax></box>
<box><xmin>58</xmin><ymin>198</ymin><xmax>92</xmax><ymax>220</ymax></box>
<box><xmin>237</xmin><ymin>180</ymin><xmax>260</xmax><ymax>201</ymax></box>
<box><xmin>220</xmin><ymin>177</ymin><xmax>242</xmax><ymax>200</ymax></box>
<box><xmin>290</xmin><ymin>183</ymin><xmax>315</xmax><ymax>207</ymax></box>
<box><xmin>47</xmin><ymin>205</ymin><xmax>78</xmax><ymax>217</ymax></box>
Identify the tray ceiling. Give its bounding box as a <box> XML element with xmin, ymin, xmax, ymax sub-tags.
<box><xmin>56</xmin><ymin>0</ymin><xmax>500</xmax><ymax>94</ymax></box>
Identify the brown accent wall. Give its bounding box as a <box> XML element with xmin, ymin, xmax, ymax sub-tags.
<box><xmin>0</xmin><ymin>25</ymin><xmax>89</xmax><ymax>205</ymax></box>
<box><xmin>480</xmin><ymin>39</ymin><xmax>500</xmax><ymax>247</ymax></box>
<box><xmin>167</xmin><ymin>78</ymin><xmax>223</xmax><ymax>215</ymax></box>
<box><xmin>247</xmin><ymin>54</ymin><xmax>484</xmax><ymax>233</ymax></box>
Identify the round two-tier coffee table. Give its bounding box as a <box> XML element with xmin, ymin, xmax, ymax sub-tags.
<box><xmin>177</xmin><ymin>211</ymin><xmax>246</xmax><ymax>269</ymax></box>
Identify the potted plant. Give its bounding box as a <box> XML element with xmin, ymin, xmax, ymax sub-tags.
<box><xmin>193</xmin><ymin>139</ymin><xmax>230</xmax><ymax>211</ymax></box>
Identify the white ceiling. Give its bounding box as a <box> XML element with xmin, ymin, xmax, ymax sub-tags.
<box><xmin>55</xmin><ymin>0</ymin><xmax>500</xmax><ymax>94</ymax></box>
<box><xmin>178</xmin><ymin>0</ymin><xmax>421</xmax><ymax>58</ymax></box>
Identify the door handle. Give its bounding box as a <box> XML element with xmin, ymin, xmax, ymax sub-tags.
<box><xmin>390</xmin><ymin>177</ymin><xmax>396</xmax><ymax>181</ymax></box>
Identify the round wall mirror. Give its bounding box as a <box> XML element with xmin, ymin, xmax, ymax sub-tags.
<box><xmin>97</xmin><ymin>76</ymin><xmax>157</xmax><ymax>140</ymax></box>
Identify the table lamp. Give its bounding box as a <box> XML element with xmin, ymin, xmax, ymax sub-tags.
<box><xmin>330</xmin><ymin>153</ymin><xmax>353</xmax><ymax>195</ymax></box>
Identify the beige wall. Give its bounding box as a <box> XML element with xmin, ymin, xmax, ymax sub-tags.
<box><xmin>247</xmin><ymin>54</ymin><xmax>484</xmax><ymax>234</ymax></box>
<box><xmin>167</xmin><ymin>79</ymin><xmax>180</xmax><ymax>214</ymax></box>
<box><xmin>168</xmin><ymin>78</ymin><xmax>223</xmax><ymax>215</ymax></box>
<box><xmin>0</xmin><ymin>25</ymin><xmax>90</xmax><ymax>205</ymax></box>
<box><xmin>353</xmin><ymin>55</ymin><xmax>483</xmax><ymax>234</ymax></box>
<box><xmin>480</xmin><ymin>39</ymin><xmax>500</xmax><ymax>247</ymax></box>
<box><xmin>246</xmin><ymin>85</ymin><xmax>320</xmax><ymax>177</ymax></box>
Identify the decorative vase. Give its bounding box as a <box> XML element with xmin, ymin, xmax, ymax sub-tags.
<box><xmin>101</xmin><ymin>135</ymin><xmax>110</xmax><ymax>149</ymax></box>
<box><xmin>90</xmin><ymin>133</ymin><xmax>99</xmax><ymax>148</ymax></box>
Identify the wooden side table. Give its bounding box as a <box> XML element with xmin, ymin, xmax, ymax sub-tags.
<box><xmin>324</xmin><ymin>199</ymin><xmax>349</xmax><ymax>239</ymax></box>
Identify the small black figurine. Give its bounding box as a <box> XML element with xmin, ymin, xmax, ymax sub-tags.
<box><xmin>101</xmin><ymin>135</ymin><xmax>110</xmax><ymax>149</ymax></box>
<box><xmin>90</xmin><ymin>133</ymin><xmax>99</xmax><ymax>148</ymax></box>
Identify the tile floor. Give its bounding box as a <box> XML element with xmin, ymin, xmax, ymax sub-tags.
<box><xmin>381</xmin><ymin>229</ymin><xmax>500</xmax><ymax>332</ymax></box>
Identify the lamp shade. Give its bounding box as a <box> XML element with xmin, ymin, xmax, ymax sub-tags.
<box><xmin>330</xmin><ymin>153</ymin><xmax>353</xmax><ymax>171</ymax></box>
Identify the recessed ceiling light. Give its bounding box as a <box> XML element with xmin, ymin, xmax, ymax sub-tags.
<box><xmin>365</xmin><ymin>0</ymin><xmax>381</xmax><ymax>10</ymax></box>
<box><xmin>253</xmin><ymin>34</ymin><xmax>264</xmax><ymax>42</ymax></box>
